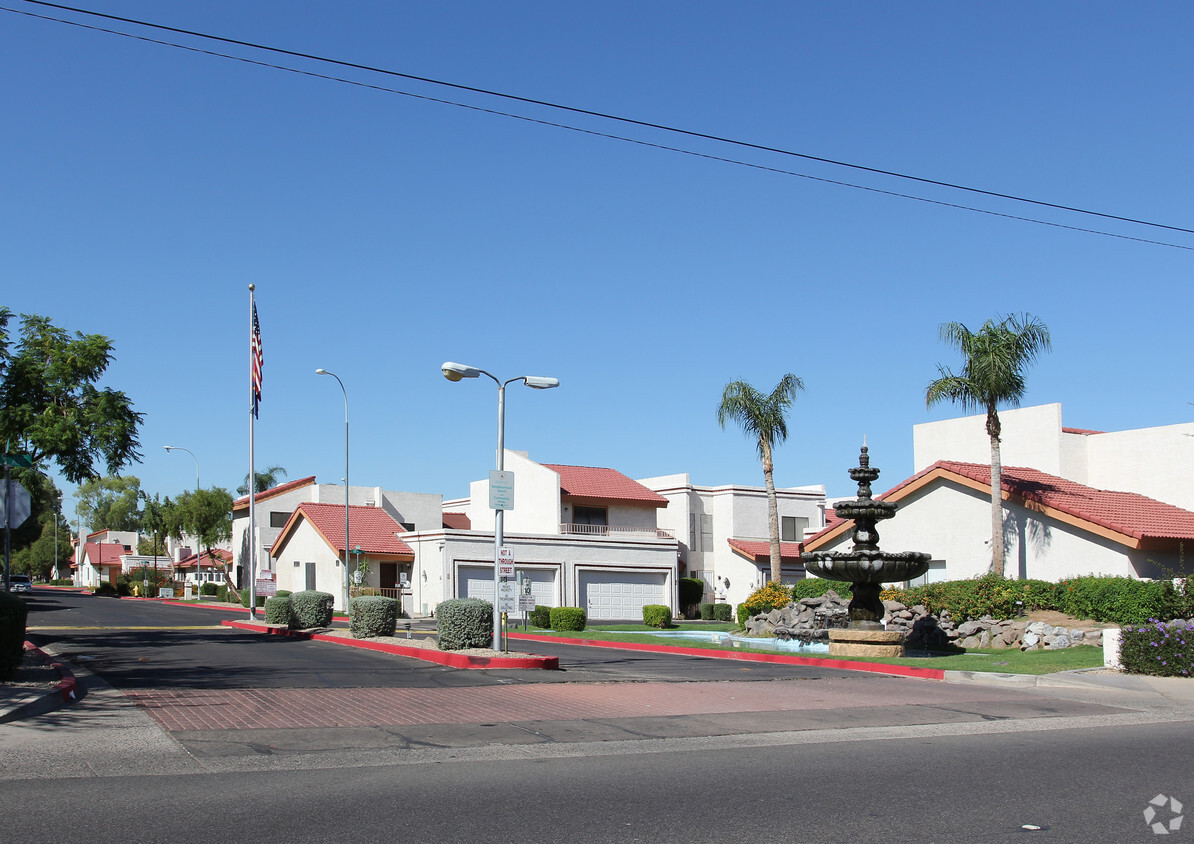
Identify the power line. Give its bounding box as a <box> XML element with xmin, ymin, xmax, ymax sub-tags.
<box><xmin>7</xmin><ymin>0</ymin><xmax>1194</xmax><ymax>250</ymax></box>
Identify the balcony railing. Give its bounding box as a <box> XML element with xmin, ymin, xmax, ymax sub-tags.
<box><xmin>560</xmin><ymin>523</ymin><xmax>675</xmax><ymax>539</ymax></box>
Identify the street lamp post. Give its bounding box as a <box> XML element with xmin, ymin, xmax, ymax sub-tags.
<box><xmin>441</xmin><ymin>361</ymin><xmax>559</xmax><ymax>650</ymax></box>
<box><xmin>316</xmin><ymin>369</ymin><xmax>350</xmax><ymax>614</ymax></box>
<box><xmin>164</xmin><ymin>445</ymin><xmax>200</xmax><ymax>589</ymax></box>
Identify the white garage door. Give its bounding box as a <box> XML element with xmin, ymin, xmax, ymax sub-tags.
<box><xmin>580</xmin><ymin>570</ymin><xmax>667</xmax><ymax>621</ymax></box>
<box><xmin>459</xmin><ymin>565</ymin><xmax>557</xmax><ymax>608</ymax></box>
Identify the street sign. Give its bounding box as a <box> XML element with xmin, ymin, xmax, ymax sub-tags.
<box><xmin>0</xmin><ymin>479</ymin><xmax>31</xmax><ymax>529</ymax></box>
<box><xmin>497</xmin><ymin>547</ymin><xmax>515</xmax><ymax>577</ymax></box>
<box><xmin>1</xmin><ymin>454</ymin><xmax>32</xmax><ymax>468</ymax></box>
<box><xmin>489</xmin><ymin>470</ymin><xmax>515</xmax><ymax>510</ymax></box>
<box><xmin>256</xmin><ymin>577</ymin><xmax>277</xmax><ymax>597</ymax></box>
<box><xmin>497</xmin><ymin>579</ymin><xmax>518</xmax><ymax>613</ymax></box>
<box><xmin>518</xmin><ymin>594</ymin><xmax>536</xmax><ymax>612</ymax></box>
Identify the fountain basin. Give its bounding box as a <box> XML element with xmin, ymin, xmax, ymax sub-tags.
<box><xmin>802</xmin><ymin>550</ymin><xmax>931</xmax><ymax>584</ymax></box>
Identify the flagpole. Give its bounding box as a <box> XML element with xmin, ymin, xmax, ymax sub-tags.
<box><xmin>248</xmin><ymin>284</ymin><xmax>258</xmax><ymax>620</ymax></box>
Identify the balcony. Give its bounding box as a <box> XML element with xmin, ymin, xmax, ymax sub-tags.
<box><xmin>560</xmin><ymin>523</ymin><xmax>675</xmax><ymax>539</ymax></box>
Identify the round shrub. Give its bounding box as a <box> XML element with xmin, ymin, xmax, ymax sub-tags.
<box><xmin>350</xmin><ymin>596</ymin><xmax>398</xmax><ymax>639</ymax></box>
<box><xmin>240</xmin><ymin>589</ymin><xmax>267</xmax><ymax>608</ymax></box>
<box><xmin>528</xmin><ymin>605</ymin><xmax>552</xmax><ymax>629</ymax></box>
<box><xmin>550</xmin><ymin>606</ymin><xmax>586</xmax><ymax>632</ymax></box>
<box><xmin>712</xmin><ymin>602</ymin><xmax>733</xmax><ymax>622</ymax></box>
<box><xmin>201</xmin><ymin>582</ymin><xmax>220</xmax><ymax>596</ymax></box>
<box><xmin>0</xmin><ymin>591</ymin><xmax>29</xmax><ymax>680</ymax></box>
<box><xmin>642</xmin><ymin>604</ymin><xmax>672</xmax><ymax>628</ymax></box>
<box><xmin>700</xmin><ymin>602</ymin><xmax>715</xmax><ymax>620</ymax></box>
<box><xmin>94</xmin><ymin>581</ymin><xmax>117</xmax><ymax>596</ymax></box>
<box><xmin>289</xmin><ymin>590</ymin><xmax>335</xmax><ymax>629</ymax></box>
<box><xmin>264</xmin><ymin>595</ymin><xmax>291</xmax><ymax>626</ymax></box>
<box><xmin>678</xmin><ymin>577</ymin><xmax>705</xmax><ymax>610</ymax></box>
<box><xmin>436</xmin><ymin>598</ymin><xmax>493</xmax><ymax>650</ymax></box>
<box><xmin>741</xmin><ymin>581</ymin><xmax>795</xmax><ymax>618</ymax></box>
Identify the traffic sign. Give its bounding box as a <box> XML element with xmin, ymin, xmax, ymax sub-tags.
<box><xmin>497</xmin><ymin>547</ymin><xmax>515</xmax><ymax>577</ymax></box>
<box><xmin>497</xmin><ymin>580</ymin><xmax>518</xmax><ymax>613</ymax></box>
<box><xmin>0</xmin><ymin>479</ymin><xmax>31</xmax><ymax>529</ymax></box>
<box><xmin>489</xmin><ymin>470</ymin><xmax>515</xmax><ymax>510</ymax></box>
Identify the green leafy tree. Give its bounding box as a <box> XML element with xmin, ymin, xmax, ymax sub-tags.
<box><xmin>75</xmin><ymin>475</ymin><xmax>142</xmax><ymax>532</ymax></box>
<box><xmin>237</xmin><ymin>465</ymin><xmax>288</xmax><ymax>496</ymax></box>
<box><xmin>11</xmin><ymin>507</ymin><xmax>73</xmax><ymax>580</ymax></box>
<box><xmin>0</xmin><ymin>309</ymin><xmax>143</xmax><ymax>484</ymax></box>
<box><xmin>925</xmin><ymin>313</ymin><xmax>1051</xmax><ymax>577</ymax></box>
<box><xmin>173</xmin><ymin>486</ymin><xmax>234</xmax><ymax>586</ymax></box>
<box><xmin>138</xmin><ymin>492</ymin><xmax>178</xmax><ymax>561</ymax></box>
<box><xmin>717</xmin><ymin>374</ymin><xmax>805</xmax><ymax>583</ymax></box>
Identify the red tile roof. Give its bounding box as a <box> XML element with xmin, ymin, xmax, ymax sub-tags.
<box><xmin>176</xmin><ymin>549</ymin><xmax>233</xmax><ymax>570</ymax></box>
<box><xmin>442</xmin><ymin>512</ymin><xmax>471</xmax><ymax>530</ymax></box>
<box><xmin>727</xmin><ymin>538</ymin><xmax>805</xmax><ymax>564</ymax></box>
<box><xmin>277</xmin><ymin>503</ymin><xmax>414</xmax><ymax>557</ymax></box>
<box><xmin>232</xmin><ymin>475</ymin><xmax>318</xmax><ymax>511</ymax></box>
<box><xmin>542</xmin><ymin>464</ymin><xmax>668</xmax><ymax>507</ymax></box>
<box><xmin>82</xmin><ymin>542</ymin><xmax>128</xmax><ymax>567</ymax></box>
<box><xmin>806</xmin><ymin>460</ymin><xmax>1194</xmax><ymax>550</ymax></box>
<box><xmin>1062</xmin><ymin>427</ymin><xmax>1105</xmax><ymax>435</ymax></box>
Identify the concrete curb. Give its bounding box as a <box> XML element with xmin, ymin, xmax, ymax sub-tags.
<box><xmin>508</xmin><ymin>632</ymin><xmax>947</xmax><ymax>680</ymax></box>
<box><xmin>222</xmin><ymin>620</ymin><xmax>560</xmax><ymax>670</ymax></box>
<box><xmin>0</xmin><ymin>642</ymin><xmax>81</xmax><ymax>724</ymax></box>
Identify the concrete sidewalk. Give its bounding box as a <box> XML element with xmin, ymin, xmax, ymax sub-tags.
<box><xmin>0</xmin><ymin>642</ymin><xmax>80</xmax><ymax>724</ymax></box>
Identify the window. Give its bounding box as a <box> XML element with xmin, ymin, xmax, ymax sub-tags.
<box><xmin>573</xmin><ymin>506</ymin><xmax>608</xmax><ymax>526</ymax></box>
<box><xmin>781</xmin><ymin>516</ymin><xmax>809</xmax><ymax>542</ymax></box>
<box><xmin>700</xmin><ymin>514</ymin><xmax>713</xmax><ymax>552</ymax></box>
<box><xmin>400</xmin><ymin>522</ymin><xmax>415</xmax><ymax>532</ymax></box>
<box><xmin>269</xmin><ymin>511</ymin><xmax>290</xmax><ymax>528</ymax></box>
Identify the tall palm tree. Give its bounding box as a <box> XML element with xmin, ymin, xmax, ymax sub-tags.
<box><xmin>925</xmin><ymin>313</ymin><xmax>1051</xmax><ymax>577</ymax></box>
<box><xmin>717</xmin><ymin>374</ymin><xmax>805</xmax><ymax>583</ymax></box>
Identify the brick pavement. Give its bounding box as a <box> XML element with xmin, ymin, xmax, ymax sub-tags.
<box><xmin>124</xmin><ymin>675</ymin><xmax>1018</xmax><ymax>732</ymax></box>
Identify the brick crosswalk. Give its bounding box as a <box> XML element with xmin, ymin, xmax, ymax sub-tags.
<box><xmin>124</xmin><ymin>677</ymin><xmax>971</xmax><ymax>732</ymax></box>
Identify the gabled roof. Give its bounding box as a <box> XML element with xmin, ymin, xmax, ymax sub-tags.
<box><xmin>176</xmin><ymin>549</ymin><xmax>233</xmax><ymax>570</ymax></box>
<box><xmin>727</xmin><ymin>538</ymin><xmax>805</xmax><ymax>565</ymax></box>
<box><xmin>232</xmin><ymin>475</ymin><xmax>318</xmax><ymax>512</ymax></box>
<box><xmin>442</xmin><ymin>512</ymin><xmax>471</xmax><ymax>530</ymax></box>
<box><xmin>271</xmin><ymin>503</ymin><xmax>414</xmax><ymax>559</ymax></box>
<box><xmin>81</xmin><ymin>542</ymin><xmax>128</xmax><ymax>568</ymax></box>
<box><xmin>542</xmin><ymin>464</ymin><xmax>668</xmax><ymax>507</ymax></box>
<box><xmin>804</xmin><ymin>460</ymin><xmax>1194</xmax><ymax>552</ymax></box>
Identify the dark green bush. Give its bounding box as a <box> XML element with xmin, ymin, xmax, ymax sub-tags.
<box><xmin>240</xmin><ymin>589</ymin><xmax>267</xmax><ymax>608</ymax></box>
<box><xmin>790</xmin><ymin>578</ymin><xmax>853</xmax><ymax>601</ymax></box>
<box><xmin>201</xmin><ymin>582</ymin><xmax>219</xmax><ymax>596</ymax></box>
<box><xmin>350</xmin><ymin>596</ymin><xmax>398</xmax><ymax>639</ymax></box>
<box><xmin>94</xmin><ymin>581</ymin><xmax>117</xmax><ymax>596</ymax></box>
<box><xmin>712</xmin><ymin>603</ymin><xmax>733</xmax><ymax>622</ymax></box>
<box><xmin>1055</xmin><ymin>576</ymin><xmax>1182</xmax><ymax>625</ymax></box>
<box><xmin>550</xmin><ymin>606</ymin><xmax>586</xmax><ymax>632</ymax></box>
<box><xmin>50</xmin><ymin>578</ymin><xmax>73</xmax><ymax>586</ymax></box>
<box><xmin>700</xmin><ymin>602</ymin><xmax>715</xmax><ymax>620</ymax></box>
<box><xmin>289</xmin><ymin>590</ymin><xmax>335</xmax><ymax>629</ymax></box>
<box><xmin>436</xmin><ymin>598</ymin><xmax>493</xmax><ymax>650</ymax></box>
<box><xmin>1121</xmin><ymin>619</ymin><xmax>1194</xmax><ymax>677</ymax></box>
<box><xmin>264</xmin><ymin>595</ymin><xmax>291</xmax><ymax>626</ymax></box>
<box><xmin>1017</xmin><ymin>579</ymin><xmax>1060</xmax><ymax>611</ymax></box>
<box><xmin>0</xmin><ymin>591</ymin><xmax>28</xmax><ymax>680</ymax></box>
<box><xmin>678</xmin><ymin>577</ymin><xmax>705</xmax><ymax>609</ymax></box>
<box><xmin>642</xmin><ymin>604</ymin><xmax>672</xmax><ymax>628</ymax></box>
<box><xmin>736</xmin><ymin>603</ymin><xmax>751</xmax><ymax>625</ymax></box>
<box><xmin>276</xmin><ymin>590</ymin><xmax>292</xmax><ymax>598</ymax></box>
<box><xmin>528</xmin><ymin>605</ymin><xmax>552</xmax><ymax>629</ymax></box>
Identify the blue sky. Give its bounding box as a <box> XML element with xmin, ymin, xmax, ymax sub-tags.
<box><xmin>4</xmin><ymin>1</ymin><xmax>1191</xmax><ymax>518</ymax></box>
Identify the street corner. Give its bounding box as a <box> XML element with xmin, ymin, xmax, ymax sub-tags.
<box><xmin>0</xmin><ymin>642</ymin><xmax>81</xmax><ymax>724</ymax></box>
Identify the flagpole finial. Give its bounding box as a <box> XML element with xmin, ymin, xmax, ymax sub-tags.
<box><xmin>248</xmin><ymin>283</ymin><xmax>255</xmax><ymax>291</ymax></box>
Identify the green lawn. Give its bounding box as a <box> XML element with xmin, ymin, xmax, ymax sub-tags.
<box><xmin>509</xmin><ymin>623</ymin><xmax>1105</xmax><ymax>675</ymax></box>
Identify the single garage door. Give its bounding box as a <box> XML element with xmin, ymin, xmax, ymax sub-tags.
<box><xmin>459</xmin><ymin>565</ymin><xmax>557</xmax><ymax>608</ymax></box>
<box><xmin>580</xmin><ymin>570</ymin><xmax>667</xmax><ymax>621</ymax></box>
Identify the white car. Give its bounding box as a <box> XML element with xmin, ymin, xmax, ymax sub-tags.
<box><xmin>6</xmin><ymin>574</ymin><xmax>33</xmax><ymax>593</ymax></box>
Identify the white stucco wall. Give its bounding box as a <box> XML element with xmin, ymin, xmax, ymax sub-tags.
<box><xmin>465</xmin><ymin>450</ymin><xmax>561</xmax><ymax>534</ymax></box>
<box><xmin>914</xmin><ymin>403</ymin><xmax>1065</xmax><ymax>474</ymax></box>
<box><xmin>1081</xmin><ymin>423</ymin><xmax>1194</xmax><ymax>512</ymax></box>
<box><xmin>272</xmin><ymin>519</ymin><xmax>348</xmax><ymax>608</ymax></box>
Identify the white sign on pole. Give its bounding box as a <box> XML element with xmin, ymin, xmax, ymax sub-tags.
<box><xmin>497</xmin><ymin>580</ymin><xmax>518</xmax><ymax>613</ymax></box>
<box><xmin>489</xmin><ymin>470</ymin><xmax>515</xmax><ymax>510</ymax></box>
<box><xmin>497</xmin><ymin>547</ymin><xmax>515</xmax><ymax>577</ymax></box>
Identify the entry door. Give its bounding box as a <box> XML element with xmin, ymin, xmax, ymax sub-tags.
<box><xmin>305</xmin><ymin>563</ymin><xmax>316</xmax><ymax>591</ymax></box>
<box><xmin>380</xmin><ymin>563</ymin><xmax>398</xmax><ymax>590</ymax></box>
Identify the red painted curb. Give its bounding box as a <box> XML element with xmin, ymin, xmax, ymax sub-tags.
<box><xmin>222</xmin><ymin>620</ymin><xmax>559</xmax><ymax>670</ymax></box>
<box><xmin>507</xmin><ymin>633</ymin><xmax>946</xmax><ymax>680</ymax></box>
<box><xmin>22</xmin><ymin>641</ymin><xmax>80</xmax><ymax>703</ymax></box>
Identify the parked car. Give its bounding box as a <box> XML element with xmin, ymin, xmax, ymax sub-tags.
<box><xmin>5</xmin><ymin>574</ymin><xmax>33</xmax><ymax>593</ymax></box>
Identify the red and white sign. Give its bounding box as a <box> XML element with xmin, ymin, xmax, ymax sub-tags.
<box><xmin>497</xmin><ymin>547</ymin><xmax>515</xmax><ymax>578</ymax></box>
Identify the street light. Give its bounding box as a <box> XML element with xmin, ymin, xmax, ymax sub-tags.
<box><xmin>164</xmin><ymin>445</ymin><xmax>199</xmax><ymax>589</ymax></box>
<box><xmin>441</xmin><ymin>361</ymin><xmax>559</xmax><ymax>650</ymax></box>
<box><xmin>316</xmin><ymin>368</ymin><xmax>350</xmax><ymax>614</ymax></box>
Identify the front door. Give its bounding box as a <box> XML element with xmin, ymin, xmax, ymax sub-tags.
<box><xmin>380</xmin><ymin>562</ymin><xmax>397</xmax><ymax>590</ymax></box>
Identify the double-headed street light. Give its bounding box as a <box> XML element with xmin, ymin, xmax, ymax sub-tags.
<box><xmin>441</xmin><ymin>361</ymin><xmax>559</xmax><ymax>650</ymax></box>
<box><xmin>316</xmin><ymin>368</ymin><xmax>350</xmax><ymax>614</ymax></box>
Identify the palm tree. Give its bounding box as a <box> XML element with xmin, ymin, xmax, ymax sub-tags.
<box><xmin>925</xmin><ymin>313</ymin><xmax>1051</xmax><ymax>577</ymax></box>
<box><xmin>717</xmin><ymin>374</ymin><xmax>805</xmax><ymax>583</ymax></box>
<box><xmin>237</xmin><ymin>465</ymin><xmax>287</xmax><ymax>496</ymax></box>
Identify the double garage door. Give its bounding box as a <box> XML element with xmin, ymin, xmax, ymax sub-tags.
<box><xmin>459</xmin><ymin>565</ymin><xmax>556</xmax><ymax>609</ymax></box>
<box><xmin>580</xmin><ymin>570</ymin><xmax>668</xmax><ymax>621</ymax></box>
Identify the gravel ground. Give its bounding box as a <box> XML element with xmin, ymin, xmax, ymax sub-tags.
<box><xmin>2</xmin><ymin>650</ymin><xmax>61</xmax><ymax>689</ymax></box>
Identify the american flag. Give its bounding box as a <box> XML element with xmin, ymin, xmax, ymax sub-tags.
<box><xmin>251</xmin><ymin>302</ymin><xmax>263</xmax><ymax>418</ymax></box>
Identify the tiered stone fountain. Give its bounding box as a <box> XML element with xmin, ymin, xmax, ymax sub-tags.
<box><xmin>802</xmin><ymin>446</ymin><xmax>931</xmax><ymax>658</ymax></box>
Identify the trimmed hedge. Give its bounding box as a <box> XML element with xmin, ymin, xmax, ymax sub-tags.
<box><xmin>201</xmin><ymin>582</ymin><xmax>220</xmax><ymax>596</ymax></box>
<box><xmin>241</xmin><ymin>589</ymin><xmax>267</xmax><ymax>608</ymax></box>
<box><xmin>550</xmin><ymin>606</ymin><xmax>586</xmax><ymax>632</ymax></box>
<box><xmin>1121</xmin><ymin>619</ymin><xmax>1194</xmax><ymax>677</ymax></box>
<box><xmin>436</xmin><ymin>598</ymin><xmax>493</xmax><ymax>650</ymax></box>
<box><xmin>679</xmin><ymin>577</ymin><xmax>705</xmax><ymax>609</ymax></box>
<box><xmin>0</xmin><ymin>591</ymin><xmax>28</xmax><ymax>680</ymax></box>
<box><xmin>790</xmin><ymin>578</ymin><xmax>853</xmax><ymax>601</ymax></box>
<box><xmin>642</xmin><ymin>604</ymin><xmax>672</xmax><ymax>628</ymax></box>
<box><xmin>350</xmin><ymin>596</ymin><xmax>398</xmax><ymax>639</ymax></box>
<box><xmin>1054</xmin><ymin>576</ymin><xmax>1184</xmax><ymax>625</ymax></box>
<box><xmin>289</xmin><ymin>590</ymin><xmax>335</xmax><ymax>629</ymax></box>
<box><xmin>700</xmin><ymin>602</ymin><xmax>715</xmax><ymax>620</ymax></box>
<box><xmin>95</xmin><ymin>581</ymin><xmax>117</xmax><ymax>596</ymax></box>
<box><xmin>264</xmin><ymin>595</ymin><xmax>291</xmax><ymax>626</ymax></box>
<box><xmin>528</xmin><ymin>605</ymin><xmax>552</xmax><ymax>629</ymax></box>
<box><xmin>712</xmin><ymin>602</ymin><xmax>733</xmax><ymax>622</ymax></box>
